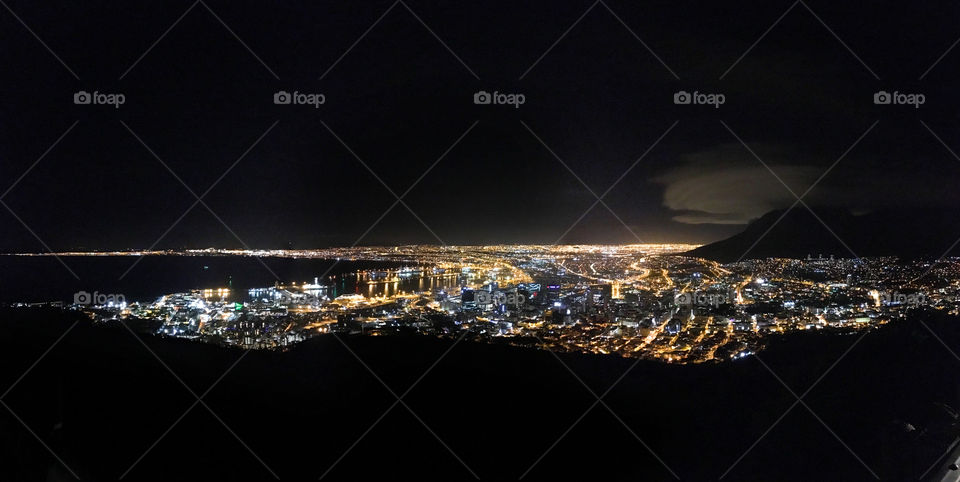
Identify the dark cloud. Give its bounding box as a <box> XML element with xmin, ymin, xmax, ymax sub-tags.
<box><xmin>654</xmin><ymin>143</ymin><xmax>821</xmax><ymax>224</ymax></box>
<box><xmin>655</xmin><ymin>139</ymin><xmax>960</xmax><ymax>226</ymax></box>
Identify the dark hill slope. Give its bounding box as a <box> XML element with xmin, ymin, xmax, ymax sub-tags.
<box><xmin>1</xmin><ymin>308</ymin><xmax>959</xmax><ymax>481</ymax></box>
<box><xmin>687</xmin><ymin>207</ymin><xmax>960</xmax><ymax>262</ymax></box>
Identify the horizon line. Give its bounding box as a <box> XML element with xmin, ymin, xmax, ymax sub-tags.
<box><xmin>2</xmin><ymin>243</ymin><xmax>703</xmax><ymax>256</ymax></box>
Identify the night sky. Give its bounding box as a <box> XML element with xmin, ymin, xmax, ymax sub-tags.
<box><xmin>2</xmin><ymin>0</ymin><xmax>960</xmax><ymax>251</ymax></box>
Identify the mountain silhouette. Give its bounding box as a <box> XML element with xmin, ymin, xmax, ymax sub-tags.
<box><xmin>686</xmin><ymin>207</ymin><xmax>960</xmax><ymax>262</ymax></box>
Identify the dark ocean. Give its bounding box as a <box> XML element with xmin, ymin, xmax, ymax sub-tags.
<box><xmin>0</xmin><ymin>255</ymin><xmax>426</xmax><ymax>303</ymax></box>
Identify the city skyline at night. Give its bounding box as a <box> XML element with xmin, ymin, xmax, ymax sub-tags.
<box><xmin>4</xmin><ymin>1</ymin><xmax>960</xmax><ymax>480</ymax></box>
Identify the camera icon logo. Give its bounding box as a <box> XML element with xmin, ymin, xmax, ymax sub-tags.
<box><xmin>73</xmin><ymin>291</ymin><xmax>92</xmax><ymax>305</ymax></box>
<box><xmin>673</xmin><ymin>91</ymin><xmax>692</xmax><ymax>104</ymax></box>
<box><xmin>73</xmin><ymin>91</ymin><xmax>92</xmax><ymax>105</ymax></box>
<box><xmin>873</xmin><ymin>91</ymin><xmax>891</xmax><ymax>105</ymax></box>
<box><xmin>273</xmin><ymin>91</ymin><xmax>292</xmax><ymax>105</ymax></box>
<box><xmin>473</xmin><ymin>90</ymin><xmax>492</xmax><ymax>105</ymax></box>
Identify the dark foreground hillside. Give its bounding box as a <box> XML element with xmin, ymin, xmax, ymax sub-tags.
<box><xmin>2</xmin><ymin>308</ymin><xmax>959</xmax><ymax>481</ymax></box>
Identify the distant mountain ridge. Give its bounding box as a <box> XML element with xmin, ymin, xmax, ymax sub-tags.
<box><xmin>685</xmin><ymin>207</ymin><xmax>960</xmax><ymax>262</ymax></box>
